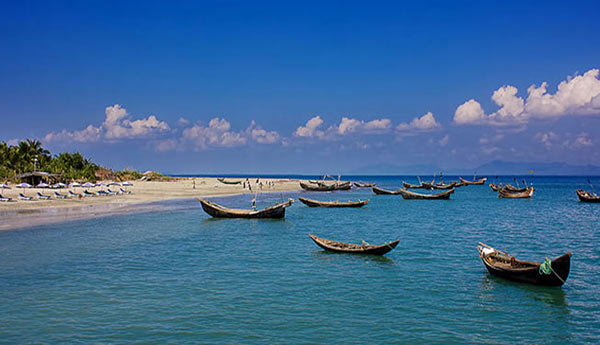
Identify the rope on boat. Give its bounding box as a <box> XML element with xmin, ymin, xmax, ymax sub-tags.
<box><xmin>539</xmin><ymin>257</ymin><xmax>565</xmax><ymax>284</ymax></box>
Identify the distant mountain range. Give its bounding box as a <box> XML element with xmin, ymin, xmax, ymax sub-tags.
<box><xmin>350</xmin><ymin>160</ymin><xmax>600</xmax><ymax>175</ymax></box>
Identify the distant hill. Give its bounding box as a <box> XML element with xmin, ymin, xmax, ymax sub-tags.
<box><xmin>474</xmin><ymin>160</ymin><xmax>600</xmax><ymax>175</ymax></box>
<box><xmin>351</xmin><ymin>160</ymin><xmax>600</xmax><ymax>175</ymax></box>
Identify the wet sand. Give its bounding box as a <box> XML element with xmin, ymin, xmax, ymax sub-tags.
<box><xmin>0</xmin><ymin>177</ymin><xmax>303</xmax><ymax>231</ymax></box>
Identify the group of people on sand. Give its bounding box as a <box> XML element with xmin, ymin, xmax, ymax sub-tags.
<box><xmin>242</xmin><ymin>178</ymin><xmax>276</xmax><ymax>192</ymax></box>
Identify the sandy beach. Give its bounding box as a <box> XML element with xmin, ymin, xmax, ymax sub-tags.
<box><xmin>0</xmin><ymin>177</ymin><xmax>304</xmax><ymax>231</ymax></box>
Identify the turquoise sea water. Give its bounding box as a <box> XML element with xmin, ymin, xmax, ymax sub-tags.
<box><xmin>1</xmin><ymin>176</ymin><xmax>599</xmax><ymax>344</ymax></box>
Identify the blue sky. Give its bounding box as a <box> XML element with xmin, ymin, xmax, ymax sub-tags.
<box><xmin>1</xmin><ymin>1</ymin><xmax>599</xmax><ymax>174</ymax></box>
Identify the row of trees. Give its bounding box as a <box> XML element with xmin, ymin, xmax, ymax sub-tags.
<box><xmin>0</xmin><ymin>139</ymin><xmax>100</xmax><ymax>182</ymax></box>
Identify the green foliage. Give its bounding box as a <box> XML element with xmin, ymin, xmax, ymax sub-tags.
<box><xmin>0</xmin><ymin>139</ymin><xmax>100</xmax><ymax>182</ymax></box>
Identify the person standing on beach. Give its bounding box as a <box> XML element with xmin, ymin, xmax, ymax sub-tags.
<box><xmin>193</xmin><ymin>179</ymin><xmax>195</xmax><ymax>189</ymax></box>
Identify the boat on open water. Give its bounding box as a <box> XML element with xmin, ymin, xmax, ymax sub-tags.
<box><xmin>298</xmin><ymin>197</ymin><xmax>368</xmax><ymax>208</ymax></box>
<box><xmin>498</xmin><ymin>186</ymin><xmax>534</xmax><ymax>198</ymax></box>
<box><xmin>372</xmin><ymin>186</ymin><xmax>402</xmax><ymax>195</ymax></box>
<box><xmin>198</xmin><ymin>198</ymin><xmax>293</xmax><ymax>218</ymax></box>
<box><xmin>576</xmin><ymin>189</ymin><xmax>600</xmax><ymax>202</ymax></box>
<box><xmin>398</xmin><ymin>188</ymin><xmax>454</xmax><ymax>200</ymax></box>
<box><xmin>459</xmin><ymin>177</ymin><xmax>487</xmax><ymax>185</ymax></box>
<box><xmin>477</xmin><ymin>242</ymin><xmax>570</xmax><ymax>286</ymax></box>
<box><xmin>309</xmin><ymin>234</ymin><xmax>399</xmax><ymax>255</ymax></box>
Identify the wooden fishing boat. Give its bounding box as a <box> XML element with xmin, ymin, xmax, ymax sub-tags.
<box><xmin>198</xmin><ymin>198</ymin><xmax>293</xmax><ymax>218</ymax></box>
<box><xmin>504</xmin><ymin>184</ymin><xmax>528</xmax><ymax>192</ymax></box>
<box><xmin>489</xmin><ymin>183</ymin><xmax>501</xmax><ymax>191</ymax></box>
<box><xmin>430</xmin><ymin>181</ymin><xmax>457</xmax><ymax>190</ymax></box>
<box><xmin>477</xmin><ymin>243</ymin><xmax>570</xmax><ymax>286</ymax></box>
<box><xmin>300</xmin><ymin>181</ymin><xmax>336</xmax><ymax>191</ymax></box>
<box><xmin>498</xmin><ymin>186</ymin><xmax>534</xmax><ymax>199</ymax></box>
<box><xmin>298</xmin><ymin>197</ymin><xmax>368</xmax><ymax>208</ymax></box>
<box><xmin>459</xmin><ymin>177</ymin><xmax>487</xmax><ymax>185</ymax></box>
<box><xmin>372</xmin><ymin>186</ymin><xmax>401</xmax><ymax>195</ymax></box>
<box><xmin>217</xmin><ymin>178</ymin><xmax>242</xmax><ymax>185</ymax></box>
<box><xmin>398</xmin><ymin>188</ymin><xmax>454</xmax><ymax>200</ymax></box>
<box><xmin>576</xmin><ymin>189</ymin><xmax>600</xmax><ymax>203</ymax></box>
<box><xmin>334</xmin><ymin>181</ymin><xmax>352</xmax><ymax>190</ymax></box>
<box><xmin>353</xmin><ymin>182</ymin><xmax>375</xmax><ymax>188</ymax></box>
<box><xmin>309</xmin><ymin>234</ymin><xmax>399</xmax><ymax>255</ymax></box>
<box><xmin>402</xmin><ymin>181</ymin><xmax>428</xmax><ymax>189</ymax></box>
<box><xmin>454</xmin><ymin>181</ymin><xmax>467</xmax><ymax>187</ymax></box>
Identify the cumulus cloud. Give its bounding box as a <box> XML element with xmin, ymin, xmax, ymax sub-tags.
<box><xmin>397</xmin><ymin>112</ymin><xmax>441</xmax><ymax>131</ymax></box>
<box><xmin>45</xmin><ymin>104</ymin><xmax>170</xmax><ymax>143</ymax></box>
<box><xmin>439</xmin><ymin>135</ymin><xmax>449</xmax><ymax>146</ymax></box>
<box><xmin>45</xmin><ymin>124</ymin><xmax>102</xmax><ymax>143</ymax></box>
<box><xmin>562</xmin><ymin>132</ymin><xmax>593</xmax><ymax>149</ymax></box>
<box><xmin>454</xmin><ymin>68</ymin><xmax>600</xmax><ymax>126</ymax></box>
<box><xmin>295</xmin><ymin>116</ymin><xmax>325</xmax><ymax>138</ymax></box>
<box><xmin>247</xmin><ymin>121</ymin><xmax>280</xmax><ymax>144</ymax></box>
<box><xmin>178</xmin><ymin>118</ymin><xmax>280</xmax><ymax>151</ymax></box>
<box><xmin>337</xmin><ymin>117</ymin><xmax>391</xmax><ymax>135</ymax></box>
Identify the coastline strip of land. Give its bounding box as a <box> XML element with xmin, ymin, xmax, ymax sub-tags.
<box><xmin>0</xmin><ymin>177</ymin><xmax>303</xmax><ymax>231</ymax></box>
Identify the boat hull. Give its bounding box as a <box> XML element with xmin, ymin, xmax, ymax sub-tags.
<box><xmin>576</xmin><ymin>189</ymin><xmax>600</xmax><ymax>203</ymax></box>
<box><xmin>309</xmin><ymin>234</ymin><xmax>399</xmax><ymax>255</ymax></box>
<box><xmin>398</xmin><ymin>188</ymin><xmax>454</xmax><ymax>200</ymax></box>
<box><xmin>480</xmin><ymin>252</ymin><xmax>571</xmax><ymax>286</ymax></box>
<box><xmin>198</xmin><ymin>199</ymin><xmax>292</xmax><ymax>219</ymax></box>
<box><xmin>298</xmin><ymin>197</ymin><xmax>368</xmax><ymax>208</ymax></box>
<box><xmin>372</xmin><ymin>186</ymin><xmax>401</xmax><ymax>195</ymax></box>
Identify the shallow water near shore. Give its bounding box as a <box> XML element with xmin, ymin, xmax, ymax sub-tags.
<box><xmin>1</xmin><ymin>176</ymin><xmax>599</xmax><ymax>344</ymax></box>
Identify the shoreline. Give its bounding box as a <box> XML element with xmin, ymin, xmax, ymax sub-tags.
<box><xmin>0</xmin><ymin>177</ymin><xmax>304</xmax><ymax>231</ymax></box>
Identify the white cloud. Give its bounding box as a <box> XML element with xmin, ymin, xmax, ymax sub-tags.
<box><xmin>247</xmin><ymin>121</ymin><xmax>279</xmax><ymax>144</ymax></box>
<box><xmin>177</xmin><ymin>117</ymin><xmax>190</xmax><ymax>126</ymax></box>
<box><xmin>295</xmin><ymin>116</ymin><xmax>325</xmax><ymax>138</ymax></box>
<box><xmin>155</xmin><ymin>139</ymin><xmax>178</xmax><ymax>152</ymax></box>
<box><xmin>45</xmin><ymin>104</ymin><xmax>170</xmax><ymax>143</ymax></box>
<box><xmin>454</xmin><ymin>99</ymin><xmax>486</xmax><ymax>125</ymax></box>
<box><xmin>337</xmin><ymin>117</ymin><xmax>391</xmax><ymax>135</ymax></box>
<box><xmin>45</xmin><ymin>124</ymin><xmax>102</xmax><ymax>143</ymax></box>
<box><xmin>397</xmin><ymin>112</ymin><xmax>441</xmax><ymax>131</ymax></box>
<box><xmin>179</xmin><ymin>118</ymin><xmax>279</xmax><ymax>150</ymax></box>
<box><xmin>454</xmin><ymin>68</ymin><xmax>600</xmax><ymax>126</ymax></box>
<box><xmin>575</xmin><ymin>133</ymin><xmax>593</xmax><ymax>147</ymax></box>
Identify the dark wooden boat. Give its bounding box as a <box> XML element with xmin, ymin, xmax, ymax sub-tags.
<box><xmin>576</xmin><ymin>189</ymin><xmax>600</xmax><ymax>203</ymax></box>
<box><xmin>459</xmin><ymin>177</ymin><xmax>487</xmax><ymax>185</ymax></box>
<box><xmin>334</xmin><ymin>181</ymin><xmax>352</xmax><ymax>190</ymax></box>
<box><xmin>298</xmin><ymin>197</ymin><xmax>368</xmax><ymax>208</ymax></box>
<box><xmin>477</xmin><ymin>243</ymin><xmax>570</xmax><ymax>286</ymax></box>
<box><xmin>430</xmin><ymin>181</ymin><xmax>457</xmax><ymax>190</ymax></box>
<box><xmin>353</xmin><ymin>182</ymin><xmax>375</xmax><ymax>188</ymax></box>
<box><xmin>372</xmin><ymin>186</ymin><xmax>401</xmax><ymax>195</ymax></box>
<box><xmin>198</xmin><ymin>198</ymin><xmax>293</xmax><ymax>218</ymax></box>
<box><xmin>217</xmin><ymin>178</ymin><xmax>242</xmax><ymax>185</ymax></box>
<box><xmin>398</xmin><ymin>188</ymin><xmax>454</xmax><ymax>200</ymax></box>
<box><xmin>309</xmin><ymin>234</ymin><xmax>399</xmax><ymax>255</ymax></box>
<box><xmin>504</xmin><ymin>184</ymin><xmax>528</xmax><ymax>192</ymax></box>
<box><xmin>402</xmin><ymin>181</ymin><xmax>428</xmax><ymax>189</ymax></box>
<box><xmin>498</xmin><ymin>186</ymin><xmax>534</xmax><ymax>199</ymax></box>
<box><xmin>489</xmin><ymin>183</ymin><xmax>501</xmax><ymax>191</ymax></box>
<box><xmin>300</xmin><ymin>181</ymin><xmax>336</xmax><ymax>191</ymax></box>
<box><xmin>454</xmin><ymin>182</ymin><xmax>467</xmax><ymax>187</ymax></box>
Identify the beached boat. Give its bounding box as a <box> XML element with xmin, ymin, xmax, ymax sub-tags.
<box><xmin>309</xmin><ymin>234</ymin><xmax>399</xmax><ymax>255</ymax></box>
<box><xmin>477</xmin><ymin>243</ymin><xmax>570</xmax><ymax>286</ymax></box>
<box><xmin>217</xmin><ymin>178</ymin><xmax>242</xmax><ymax>185</ymax></box>
<box><xmin>372</xmin><ymin>186</ymin><xmax>401</xmax><ymax>195</ymax></box>
<box><xmin>298</xmin><ymin>197</ymin><xmax>368</xmax><ymax>208</ymax></box>
<box><xmin>402</xmin><ymin>181</ymin><xmax>428</xmax><ymax>189</ymax></box>
<box><xmin>300</xmin><ymin>181</ymin><xmax>336</xmax><ymax>191</ymax></box>
<box><xmin>459</xmin><ymin>177</ymin><xmax>487</xmax><ymax>185</ymax></box>
<box><xmin>333</xmin><ymin>181</ymin><xmax>352</xmax><ymax>190</ymax></box>
<box><xmin>576</xmin><ymin>189</ymin><xmax>600</xmax><ymax>203</ymax></box>
<box><xmin>498</xmin><ymin>186</ymin><xmax>534</xmax><ymax>199</ymax></box>
<box><xmin>398</xmin><ymin>188</ymin><xmax>454</xmax><ymax>200</ymax></box>
<box><xmin>198</xmin><ymin>198</ymin><xmax>293</xmax><ymax>218</ymax></box>
<box><xmin>353</xmin><ymin>182</ymin><xmax>375</xmax><ymax>188</ymax></box>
